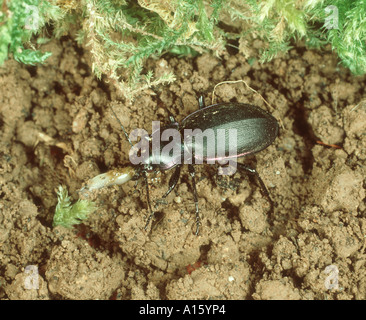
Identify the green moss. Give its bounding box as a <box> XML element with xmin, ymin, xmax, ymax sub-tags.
<box><xmin>0</xmin><ymin>0</ymin><xmax>61</xmax><ymax>65</ymax></box>
<box><xmin>235</xmin><ymin>0</ymin><xmax>366</xmax><ymax>74</ymax></box>
<box><xmin>53</xmin><ymin>185</ymin><xmax>96</xmax><ymax>229</ymax></box>
<box><xmin>2</xmin><ymin>0</ymin><xmax>366</xmax><ymax>98</ymax></box>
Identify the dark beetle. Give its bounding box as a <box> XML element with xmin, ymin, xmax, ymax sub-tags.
<box><xmin>82</xmin><ymin>97</ymin><xmax>279</xmax><ymax>235</ymax></box>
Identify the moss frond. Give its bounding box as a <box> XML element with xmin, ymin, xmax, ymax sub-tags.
<box><xmin>3</xmin><ymin>0</ymin><xmax>366</xmax><ymax>98</ymax></box>
<box><xmin>53</xmin><ymin>185</ymin><xmax>96</xmax><ymax>229</ymax></box>
<box><xmin>0</xmin><ymin>0</ymin><xmax>62</xmax><ymax>65</ymax></box>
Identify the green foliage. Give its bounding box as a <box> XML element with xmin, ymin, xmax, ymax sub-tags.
<box><xmin>0</xmin><ymin>0</ymin><xmax>61</xmax><ymax>65</ymax></box>
<box><xmin>79</xmin><ymin>0</ymin><xmax>225</xmax><ymax>98</ymax></box>
<box><xmin>53</xmin><ymin>185</ymin><xmax>96</xmax><ymax>229</ymax></box>
<box><xmin>0</xmin><ymin>0</ymin><xmax>225</xmax><ymax>98</ymax></box>
<box><xmin>2</xmin><ymin>0</ymin><xmax>366</xmax><ymax>98</ymax></box>
<box><xmin>315</xmin><ymin>0</ymin><xmax>366</xmax><ymax>75</ymax></box>
<box><xmin>230</xmin><ymin>0</ymin><xmax>366</xmax><ymax>74</ymax></box>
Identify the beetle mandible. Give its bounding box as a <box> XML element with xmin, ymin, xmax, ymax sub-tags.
<box><xmin>81</xmin><ymin>96</ymin><xmax>279</xmax><ymax>235</ymax></box>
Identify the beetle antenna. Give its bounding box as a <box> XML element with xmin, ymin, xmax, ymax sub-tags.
<box><xmin>110</xmin><ymin>105</ymin><xmax>134</xmax><ymax>147</ymax></box>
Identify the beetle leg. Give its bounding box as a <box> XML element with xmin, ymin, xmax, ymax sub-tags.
<box><xmin>143</xmin><ymin>171</ymin><xmax>156</xmax><ymax>232</ymax></box>
<box><xmin>188</xmin><ymin>164</ymin><xmax>201</xmax><ymax>235</ymax></box>
<box><xmin>237</xmin><ymin>163</ymin><xmax>274</xmax><ymax>211</ymax></box>
<box><xmin>159</xmin><ymin>165</ymin><xmax>182</xmax><ymax>202</ymax></box>
<box><xmin>153</xmin><ymin>165</ymin><xmax>181</xmax><ymax>208</ymax></box>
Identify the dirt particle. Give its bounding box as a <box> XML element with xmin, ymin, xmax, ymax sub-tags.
<box><xmin>253</xmin><ymin>279</ymin><xmax>301</xmax><ymax>300</ymax></box>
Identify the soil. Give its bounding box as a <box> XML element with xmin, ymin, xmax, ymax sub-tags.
<box><xmin>1</xmin><ymin>37</ymin><xmax>366</xmax><ymax>300</ymax></box>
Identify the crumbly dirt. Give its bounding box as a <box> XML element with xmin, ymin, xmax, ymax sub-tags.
<box><xmin>1</xmin><ymin>37</ymin><xmax>366</xmax><ymax>300</ymax></box>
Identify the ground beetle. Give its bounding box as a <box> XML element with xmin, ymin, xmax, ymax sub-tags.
<box><xmin>81</xmin><ymin>96</ymin><xmax>279</xmax><ymax>235</ymax></box>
